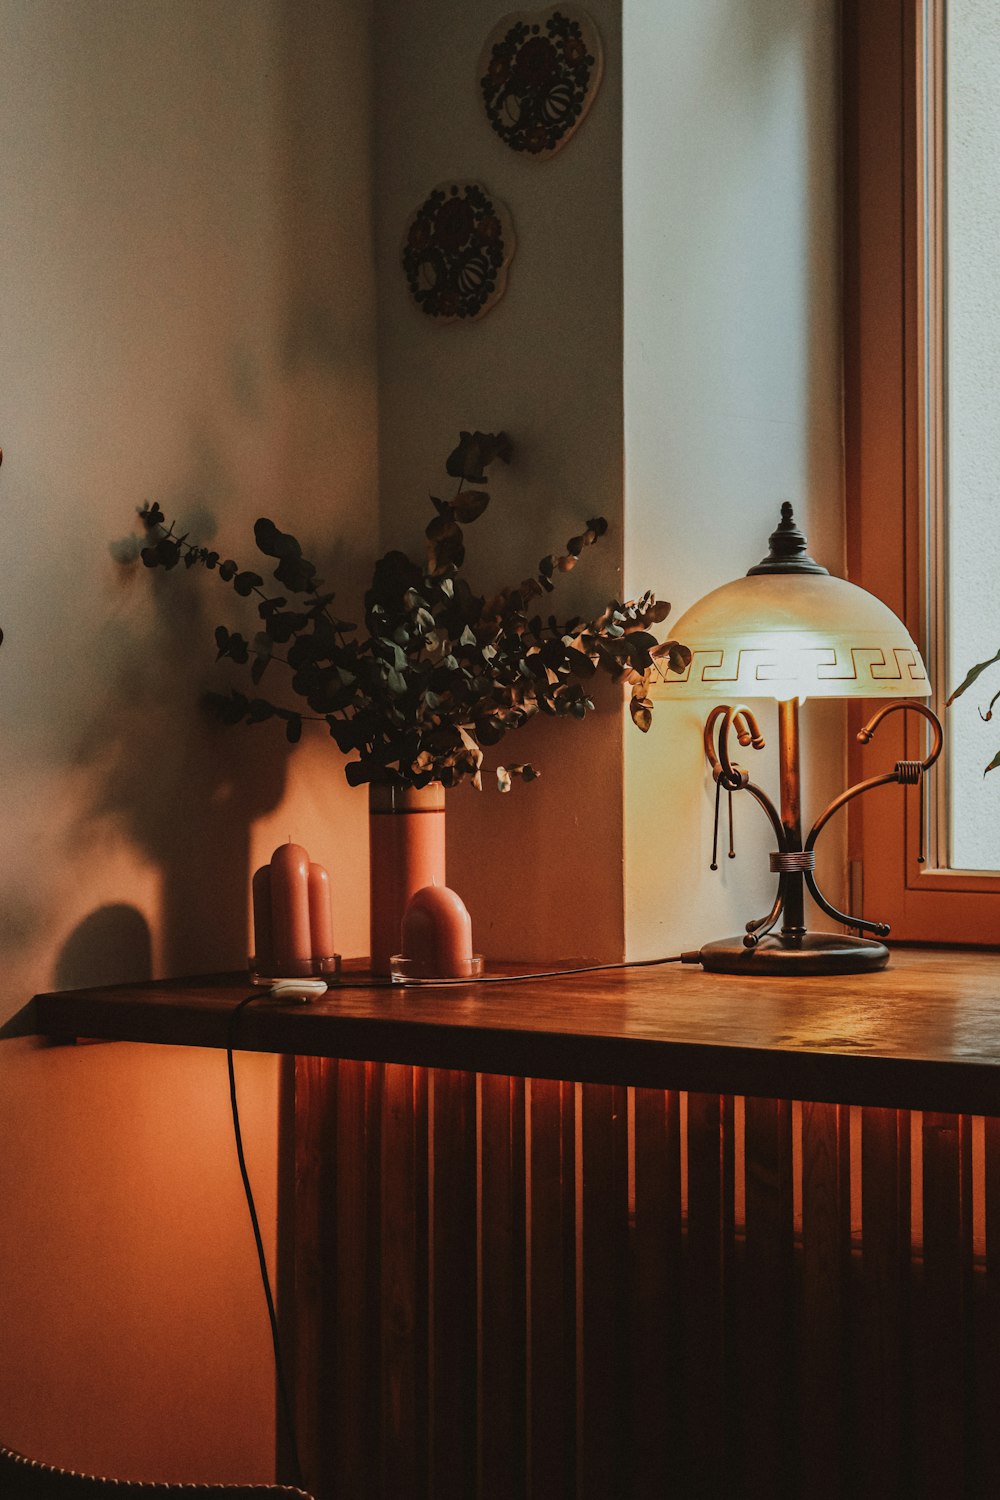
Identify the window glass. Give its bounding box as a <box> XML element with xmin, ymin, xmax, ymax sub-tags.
<box><xmin>942</xmin><ymin>0</ymin><xmax>1000</xmax><ymax>870</ymax></box>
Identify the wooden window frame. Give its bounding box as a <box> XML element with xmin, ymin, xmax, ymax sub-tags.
<box><xmin>843</xmin><ymin>0</ymin><xmax>1000</xmax><ymax>943</ymax></box>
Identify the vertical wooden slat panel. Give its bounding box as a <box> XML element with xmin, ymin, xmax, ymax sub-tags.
<box><xmin>742</xmin><ymin>1095</ymin><xmax>795</xmax><ymax>1498</ymax></box>
<box><xmin>289</xmin><ymin>1066</ymin><xmax>1000</xmax><ymax>1500</ymax></box>
<box><xmin>919</xmin><ymin>1111</ymin><xmax>973</xmax><ymax>1499</ymax></box>
<box><xmin>330</xmin><ymin>1059</ymin><xmax>383</xmax><ymax>1500</ymax></box>
<box><xmin>972</xmin><ymin>1114</ymin><xmax>1000</xmax><ymax>1493</ymax></box>
<box><xmin>381</xmin><ymin>1063</ymin><xmax>429</xmax><ymax>1500</ymax></box>
<box><xmin>430</xmin><ymin>1069</ymin><xmax>478</xmax><ymax>1500</ymax></box>
<box><xmin>632</xmin><ymin>1088</ymin><xmax>683</xmax><ymax>1499</ymax></box>
<box><xmin>578</xmin><ymin>1083</ymin><xmax>629</xmax><ymax>1500</ymax></box>
<box><xmin>721</xmin><ymin>1091</ymin><xmax>737</xmax><ymax>1477</ymax></box>
<box><xmin>685</xmin><ymin>1092</ymin><xmax>734</xmax><ymax>1498</ymax></box>
<box><xmin>859</xmin><ymin>1107</ymin><xmax>911</xmax><ymax>1500</ymax></box>
<box><xmin>800</xmin><ymin>1100</ymin><xmax>851</xmax><ymax>1500</ymax></box>
<box><xmin>528</xmin><ymin>1077</ymin><xmax>576</xmax><ymax>1500</ymax></box>
<box><xmin>480</xmin><ymin>1073</ymin><xmax>527</xmax><ymax>1500</ymax></box>
<box><xmin>280</xmin><ymin>1054</ymin><xmax>328</xmax><ymax>1494</ymax></box>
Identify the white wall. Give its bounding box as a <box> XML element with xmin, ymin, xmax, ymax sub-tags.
<box><xmin>0</xmin><ymin>0</ymin><xmax>376</xmax><ymax>1480</ymax></box>
<box><xmin>373</xmin><ymin>0</ymin><xmax>628</xmax><ymax>964</ymax></box>
<box><xmin>623</xmin><ymin>0</ymin><xmax>845</xmax><ymax>957</ymax></box>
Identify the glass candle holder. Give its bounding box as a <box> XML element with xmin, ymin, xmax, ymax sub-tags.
<box><xmin>248</xmin><ymin>953</ymin><xmax>341</xmax><ymax>987</ymax></box>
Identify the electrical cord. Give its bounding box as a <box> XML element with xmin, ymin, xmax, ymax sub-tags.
<box><xmin>322</xmin><ymin>952</ymin><xmax>687</xmax><ymax>988</ymax></box>
<box><xmin>227</xmin><ymin>996</ymin><xmax>305</xmax><ymax>1494</ymax></box>
<box><xmin>226</xmin><ymin>949</ymin><xmax>689</xmax><ymax>1490</ymax></box>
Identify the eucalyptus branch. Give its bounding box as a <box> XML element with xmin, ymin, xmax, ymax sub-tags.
<box><xmin>128</xmin><ymin>430</ymin><xmax>688</xmax><ymax>787</ymax></box>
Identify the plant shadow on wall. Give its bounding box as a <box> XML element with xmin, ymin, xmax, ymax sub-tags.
<box><xmin>127</xmin><ymin>432</ymin><xmax>689</xmax><ymax>796</ymax></box>
<box><xmin>86</xmin><ymin>521</ymin><xmax>290</xmax><ymax>978</ymax></box>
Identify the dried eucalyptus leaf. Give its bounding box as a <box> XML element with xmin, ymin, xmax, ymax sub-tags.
<box><xmin>128</xmin><ymin>435</ymin><xmax>684</xmax><ymax>793</ymax></box>
<box><xmin>452</xmin><ymin>490</ymin><xmax>490</xmax><ymax>524</ymax></box>
<box><xmin>629</xmin><ymin>696</ymin><xmax>653</xmax><ymax>733</ymax></box>
<box><xmin>445</xmin><ymin>430</ymin><xmax>512</xmax><ymax>482</ymax></box>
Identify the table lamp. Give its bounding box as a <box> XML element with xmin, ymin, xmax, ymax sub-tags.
<box><xmin>648</xmin><ymin>503</ymin><xmax>942</xmax><ymax>975</ymax></box>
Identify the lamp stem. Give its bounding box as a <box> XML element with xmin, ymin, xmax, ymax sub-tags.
<box><xmin>777</xmin><ymin>697</ymin><xmax>805</xmax><ymax>935</ymax></box>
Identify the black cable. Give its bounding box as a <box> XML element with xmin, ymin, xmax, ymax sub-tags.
<box><xmin>313</xmin><ymin>953</ymin><xmax>685</xmax><ymax>991</ymax></box>
<box><xmin>254</xmin><ymin>955</ymin><xmax>687</xmax><ymax>996</ymax></box>
<box><xmin>380</xmin><ymin>953</ymin><xmax>685</xmax><ymax>986</ymax></box>
<box><xmin>227</xmin><ymin>996</ymin><xmax>305</xmax><ymax>1494</ymax></box>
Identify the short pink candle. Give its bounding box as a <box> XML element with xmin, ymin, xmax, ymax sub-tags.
<box><xmin>269</xmin><ymin>841</ymin><xmax>313</xmax><ymax>972</ymax></box>
<box><xmin>308</xmin><ymin>862</ymin><xmax>335</xmax><ymax>958</ymax></box>
<box><xmin>400</xmin><ymin>885</ymin><xmax>474</xmax><ymax>978</ymax></box>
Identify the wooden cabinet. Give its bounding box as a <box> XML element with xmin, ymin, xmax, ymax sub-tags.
<box><xmin>35</xmin><ymin>950</ymin><xmax>1000</xmax><ymax>1499</ymax></box>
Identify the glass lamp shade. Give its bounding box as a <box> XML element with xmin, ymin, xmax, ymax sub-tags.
<box><xmin>649</xmin><ymin>570</ymin><xmax>930</xmax><ymax>702</ymax></box>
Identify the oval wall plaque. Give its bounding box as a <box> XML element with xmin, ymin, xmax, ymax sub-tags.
<box><xmin>402</xmin><ymin>180</ymin><xmax>516</xmax><ymax>325</ymax></box>
<box><xmin>478</xmin><ymin>8</ymin><xmax>603</xmax><ymax>159</ymax></box>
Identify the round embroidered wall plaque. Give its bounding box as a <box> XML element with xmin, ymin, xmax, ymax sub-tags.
<box><xmin>402</xmin><ymin>181</ymin><xmax>515</xmax><ymax>324</ymax></box>
<box><xmin>478</xmin><ymin>8</ymin><xmax>603</xmax><ymax>159</ymax></box>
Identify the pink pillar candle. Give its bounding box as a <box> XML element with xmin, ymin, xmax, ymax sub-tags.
<box><xmin>400</xmin><ymin>885</ymin><xmax>476</xmax><ymax>978</ymax></box>
<box><xmin>308</xmin><ymin>862</ymin><xmax>336</xmax><ymax>959</ymax></box>
<box><xmin>269</xmin><ymin>841</ymin><xmax>313</xmax><ymax>972</ymax></box>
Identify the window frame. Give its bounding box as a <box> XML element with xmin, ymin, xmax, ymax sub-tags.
<box><xmin>843</xmin><ymin>0</ymin><xmax>1000</xmax><ymax>943</ymax></box>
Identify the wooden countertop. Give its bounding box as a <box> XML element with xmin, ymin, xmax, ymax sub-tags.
<box><xmin>30</xmin><ymin>948</ymin><xmax>1000</xmax><ymax>1113</ymax></box>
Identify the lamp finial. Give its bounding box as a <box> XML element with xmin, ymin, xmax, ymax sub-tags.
<box><xmin>747</xmin><ymin>503</ymin><xmax>828</xmax><ymax>577</ymax></box>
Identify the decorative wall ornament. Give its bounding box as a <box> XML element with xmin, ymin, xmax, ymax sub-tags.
<box><xmin>478</xmin><ymin>8</ymin><xmax>603</xmax><ymax>159</ymax></box>
<box><xmin>402</xmin><ymin>180</ymin><xmax>515</xmax><ymax>324</ymax></box>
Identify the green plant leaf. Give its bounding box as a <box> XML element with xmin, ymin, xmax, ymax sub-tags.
<box><xmin>946</xmin><ymin>649</ymin><xmax>1000</xmax><ymax>705</ymax></box>
<box><xmin>128</xmin><ymin>435</ymin><xmax>683</xmax><ymax>793</ymax></box>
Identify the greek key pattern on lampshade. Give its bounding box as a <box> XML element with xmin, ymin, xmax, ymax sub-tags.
<box><xmin>651</xmin><ymin>642</ymin><xmax>930</xmax><ymax>699</ymax></box>
<box><xmin>648</xmin><ymin>569</ymin><xmax>932</xmax><ymax>701</ymax></box>
<box><xmin>656</xmin><ymin>642</ymin><xmax>929</xmax><ymax>693</ymax></box>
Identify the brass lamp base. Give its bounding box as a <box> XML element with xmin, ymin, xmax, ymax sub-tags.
<box><xmin>699</xmin><ymin>931</ymin><xmax>890</xmax><ymax>977</ymax></box>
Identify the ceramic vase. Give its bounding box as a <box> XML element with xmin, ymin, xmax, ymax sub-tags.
<box><xmin>368</xmin><ymin>782</ymin><xmax>446</xmax><ymax>976</ymax></box>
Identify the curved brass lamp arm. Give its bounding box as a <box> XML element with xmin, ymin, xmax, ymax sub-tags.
<box><xmin>857</xmin><ymin>700</ymin><xmax>944</xmax><ymax>766</ymax></box>
<box><xmin>803</xmin><ymin>701</ymin><xmax>943</xmax><ymax>935</ymax></box>
<box><xmin>704</xmin><ymin>704</ymin><xmax>767</xmax><ymax>789</ymax></box>
<box><xmin>805</xmin><ymin>769</ymin><xmax>901</xmax><ymax>853</ymax></box>
<box><xmin>704</xmin><ymin>705</ymin><xmax>740</xmax><ymax>786</ymax></box>
<box><xmin>732</xmin><ymin>707</ymin><xmax>766</xmax><ymax>750</ymax></box>
<box><xmin>703</xmin><ymin>705</ymin><xmax>786</xmax><ymax>848</ymax></box>
<box><xmin>703</xmin><ymin>705</ymin><xmax>787</xmax><ymax>942</ymax></box>
<box><xmin>806</xmin><ymin>701</ymin><xmax>943</xmax><ymax>850</ymax></box>
<box><xmin>744</xmin><ymin>887</ymin><xmax>784</xmax><ymax>947</ymax></box>
<box><xmin>743</xmin><ymin>779</ymin><xmax>789</xmax><ymax>853</ymax></box>
<box><xmin>804</xmin><ymin>867</ymin><xmax>891</xmax><ymax>938</ymax></box>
